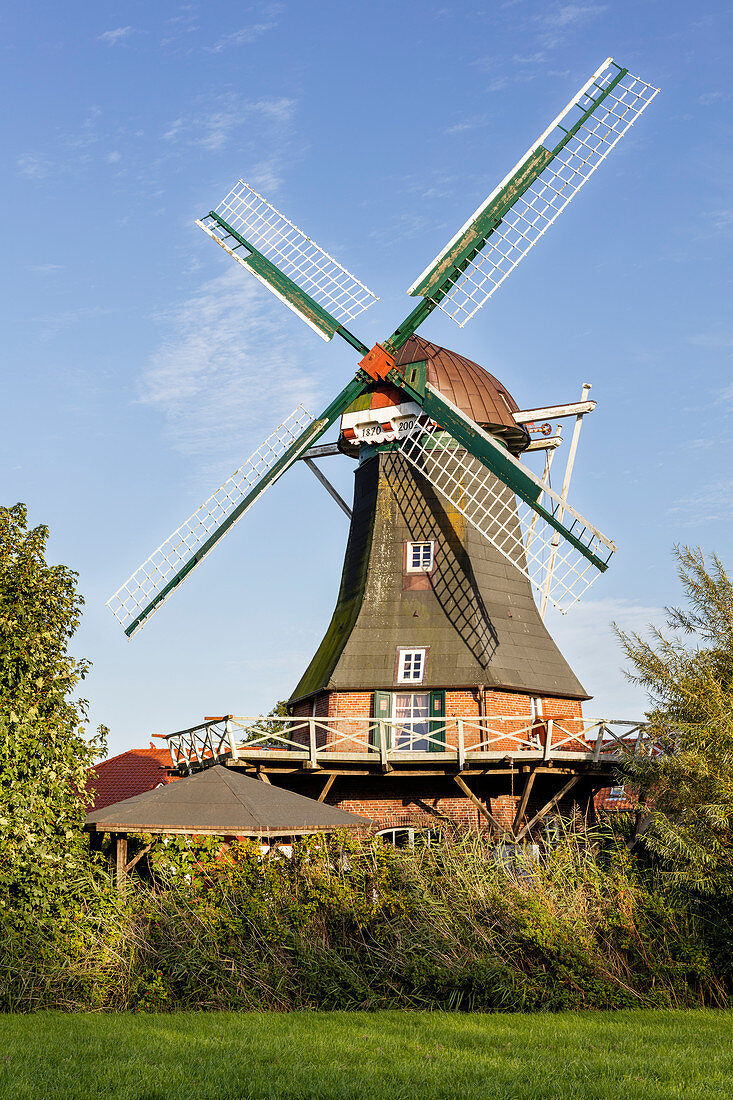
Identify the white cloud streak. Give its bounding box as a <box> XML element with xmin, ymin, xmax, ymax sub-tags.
<box><xmin>206</xmin><ymin>22</ymin><xmax>277</xmax><ymax>52</ymax></box>
<box><xmin>140</xmin><ymin>267</ymin><xmax>323</xmax><ymax>469</ymax></box>
<box><xmin>98</xmin><ymin>26</ymin><xmax>134</xmax><ymax>45</ymax></box>
<box><xmin>162</xmin><ymin>95</ymin><xmax>295</xmax><ymax>155</ymax></box>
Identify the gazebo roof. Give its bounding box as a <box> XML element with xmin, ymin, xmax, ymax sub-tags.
<box><xmin>85</xmin><ymin>764</ymin><xmax>372</xmax><ymax>836</ymax></box>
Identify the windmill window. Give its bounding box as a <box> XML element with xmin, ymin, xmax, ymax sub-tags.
<box><xmin>377</xmin><ymin>827</ymin><xmax>438</xmax><ymax>849</ymax></box>
<box><xmin>396</xmin><ymin>647</ymin><xmax>427</xmax><ymax>684</ymax></box>
<box><xmin>395</xmin><ymin>692</ymin><xmax>430</xmax><ymax>750</ymax></box>
<box><xmin>406</xmin><ymin>541</ymin><xmax>434</xmax><ymax>573</ymax></box>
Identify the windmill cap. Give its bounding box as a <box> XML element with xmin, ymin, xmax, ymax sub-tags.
<box><xmin>395</xmin><ymin>336</ymin><xmax>528</xmax><ymax>453</ymax></box>
<box><xmin>339</xmin><ymin>335</ymin><xmax>529</xmax><ymax>456</ymax></box>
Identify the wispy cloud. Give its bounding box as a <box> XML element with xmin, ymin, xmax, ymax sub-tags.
<box><xmin>542</xmin><ymin>4</ymin><xmax>607</xmax><ymax>29</ymax></box>
<box><xmin>533</xmin><ymin>3</ymin><xmax>608</xmax><ymax>51</ymax></box>
<box><xmin>98</xmin><ymin>26</ymin><xmax>134</xmax><ymax>45</ymax></box>
<box><xmin>29</xmin><ymin>263</ymin><xmax>64</xmax><ymax>274</ymax></box>
<box><xmin>17</xmin><ymin>153</ymin><xmax>52</xmax><ymax>179</ymax></box>
<box><xmin>163</xmin><ymin>94</ymin><xmax>295</xmax><ymax>154</ymax></box>
<box><xmin>698</xmin><ymin>91</ymin><xmax>723</xmax><ymax>106</ymax></box>
<box><xmin>444</xmin><ymin>114</ymin><xmax>489</xmax><ymax>135</ymax></box>
<box><xmin>32</xmin><ymin>305</ymin><xmax>114</xmax><ymax>340</ymax></box>
<box><xmin>206</xmin><ymin>22</ymin><xmax>277</xmax><ymax>52</ymax></box>
<box><xmin>688</xmin><ymin>332</ymin><xmax>733</xmax><ymax>350</ymax></box>
<box><xmin>140</xmin><ymin>267</ymin><xmax>323</xmax><ymax>469</ymax></box>
<box><xmin>667</xmin><ymin>481</ymin><xmax>733</xmax><ymax>525</ymax></box>
<box><xmin>702</xmin><ymin>209</ymin><xmax>733</xmax><ymax>232</ymax></box>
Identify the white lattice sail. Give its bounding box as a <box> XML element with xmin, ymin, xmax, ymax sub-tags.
<box><xmin>410</xmin><ymin>58</ymin><xmax>659</xmax><ymax>327</ymax></box>
<box><xmin>107</xmin><ymin>405</ymin><xmax>315</xmax><ymax>636</ymax></box>
<box><xmin>397</xmin><ymin>427</ymin><xmax>615</xmax><ymax>612</ymax></box>
<box><xmin>197</xmin><ymin>181</ymin><xmax>378</xmax><ymax>335</ymax></box>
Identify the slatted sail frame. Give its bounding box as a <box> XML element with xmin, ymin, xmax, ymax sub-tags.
<box><xmin>397</xmin><ymin>387</ymin><xmax>616</xmax><ymax>612</ymax></box>
<box><xmin>197</xmin><ymin>181</ymin><xmax>378</xmax><ymax>341</ymax></box>
<box><xmin>409</xmin><ymin>58</ymin><xmax>659</xmax><ymax>327</ymax></box>
<box><xmin>107</xmin><ymin>406</ymin><xmax>315</xmax><ymax>637</ymax></box>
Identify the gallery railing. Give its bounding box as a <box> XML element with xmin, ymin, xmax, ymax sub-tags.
<box><xmin>158</xmin><ymin>714</ymin><xmax>655</xmax><ymax>774</ymax></box>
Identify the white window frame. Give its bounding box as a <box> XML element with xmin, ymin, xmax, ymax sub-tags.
<box><xmin>376</xmin><ymin>827</ymin><xmax>437</xmax><ymax>849</ymax></box>
<box><xmin>530</xmin><ymin>696</ymin><xmax>543</xmax><ymax>720</ymax></box>
<box><xmin>405</xmin><ymin>540</ymin><xmax>434</xmax><ymax>573</ymax></box>
<box><xmin>396</xmin><ymin>647</ymin><xmax>427</xmax><ymax>684</ymax></box>
<box><xmin>394</xmin><ymin>691</ymin><xmax>430</xmax><ymax>751</ymax></box>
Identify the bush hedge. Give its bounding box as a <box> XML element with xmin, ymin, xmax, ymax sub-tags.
<box><xmin>1</xmin><ymin>829</ymin><xmax>730</xmax><ymax>1013</ymax></box>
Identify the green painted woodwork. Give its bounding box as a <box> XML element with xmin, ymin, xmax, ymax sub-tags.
<box><xmin>206</xmin><ymin>213</ymin><xmax>370</xmax><ymax>355</ymax></box>
<box><xmin>343</xmin><ymin>391</ymin><xmax>375</xmax><ymax>415</ymax></box>
<box><xmin>428</xmin><ymin>690</ymin><xmax>446</xmax><ymax>751</ymax></box>
<box><xmin>124</xmin><ymin>374</ymin><xmax>370</xmax><ymax>637</ymax></box>
<box><xmin>385</xmin><ymin>66</ymin><xmax>629</xmax><ymax>352</ymax></box>
<box><xmin>549</xmin><ymin>67</ymin><xmax>627</xmax><ymax>157</ymax></box>
<box><xmin>372</xmin><ymin>691</ymin><xmax>393</xmax><ymax>749</ymax></box>
<box><xmin>384</xmin><ymin>299</ymin><xmax>437</xmax><ymax>356</ymax></box>
<box><xmin>402</xmin><ymin>360</ymin><xmax>427</xmax><ymax>397</ymax></box>
<box><xmin>410</xmin><ymin>146</ymin><xmax>553</xmax><ymax>301</ymax></box>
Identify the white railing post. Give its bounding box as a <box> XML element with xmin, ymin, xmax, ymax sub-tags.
<box><xmin>378</xmin><ymin>720</ymin><xmax>389</xmax><ymax>769</ymax></box>
<box><xmin>226</xmin><ymin>717</ymin><xmax>239</xmax><ymax>760</ymax></box>
<box><xmin>592</xmin><ymin>722</ymin><xmax>605</xmax><ymax>762</ymax></box>
<box><xmin>543</xmin><ymin>719</ymin><xmax>554</xmax><ymax>761</ymax></box>
<box><xmin>457</xmin><ymin>719</ymin><xmax>465</xmax><ymax>770</ymax></box>
<box><xmin>308</xmin><ymin>718</ymin><xmax>318</xmax><ymax>769</ymax></box>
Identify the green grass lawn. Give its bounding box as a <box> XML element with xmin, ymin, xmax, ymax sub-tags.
<box><xmin>0</xmin><ymin>1009</ymin><xmax>731</xmax><ymax>1099</ymax></box>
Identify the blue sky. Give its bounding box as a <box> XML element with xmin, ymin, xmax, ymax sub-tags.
<box><xmin>2</xmin><ymin>1</ymin><xmax>731</xmax><ymax>754</ymax></box>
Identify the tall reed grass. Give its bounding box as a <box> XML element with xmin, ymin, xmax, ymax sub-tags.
<box><xmin>1</xmin><ymin>828</ymin><xmax>729</xmax><ymax>1012</ymax></box>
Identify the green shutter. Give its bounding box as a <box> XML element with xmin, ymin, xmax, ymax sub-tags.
<box><xmin>372</xmin><ymin>691</ymin><xmax>393</xmax><ymax>749</ymax></box>
<box><xmin>429</xmin><ymin>690</ymin><xmax>446</xmax><ymax>751</ymax></box>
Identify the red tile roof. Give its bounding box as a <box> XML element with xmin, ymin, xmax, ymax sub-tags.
<box><xmin>87</xmin><ymin>744</ymin><xmax>178</xmax><ymax>812</ymax></box>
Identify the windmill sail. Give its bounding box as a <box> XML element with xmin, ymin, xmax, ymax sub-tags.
<box><xmin>107</xmin><ymin>375</ymin><xmax>370</xmax><ymax>637</ymax></box>
<box><xmin>408</xmin><ymin>58</ymin><xmax>659</xmax><ymax>327</ymax></box>
<box><xmin>107</xmin><ymin>406</ymin><xmax>315</xmax><ymax>637</ymax></box>
<box><xmin>397</xmin><ymin>384</ymin><xmax>615</xmax><ymax>612</ymax></box>
<box><xmin>198</xmin><ymin>181</ymin><xmax>377</xmax><ymax>345</ymax></box>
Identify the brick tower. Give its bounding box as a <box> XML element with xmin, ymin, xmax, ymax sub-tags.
<box><xmin>288</xmin><ymin>337</ymin><xmax>595</xmax><ymax>838</ymax></box>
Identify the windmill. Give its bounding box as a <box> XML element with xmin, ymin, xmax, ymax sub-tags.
<box><xmin>108</xmin><ymin>57</ymin><xmax>658</xmax><ymax>659</ymax></box>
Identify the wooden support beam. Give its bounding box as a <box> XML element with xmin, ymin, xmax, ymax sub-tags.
<box><xmin>453</xmin><ymin>775</ymin><xmax>507</xmax><ymax>836</ymax></box>
<box><xmin>515</xmin><ymin>776</ymin><xmax>581</xmax><ymax>841</ymax></box>
<box><xmin>512</xmin><ymin>769</ymin><xmax>537</xmax><ymax>835</ymax></box>
<box><xmin>115</xmin><ymin>834</ymin><xmax>128</xmax><ymax>894</ymax></box>
<box><xmin>317</xmin><ymin>774</ymin><xmax>336</xmax><ymax>802</ymax></box>
<box><xmin>257</xmin><ymin>771</ymin><xmax>271</xmax><ymax>783</ymax></box>
<box><xmin>124</xmin><ymin>843</ymin><xmax>153</xmax><ymax>874</ymax></box>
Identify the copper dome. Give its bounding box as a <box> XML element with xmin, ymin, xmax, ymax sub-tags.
<box><xmin>393</xmin><ymin>336</ymin><xmax>529</xmax><ymax>455</ymax></box>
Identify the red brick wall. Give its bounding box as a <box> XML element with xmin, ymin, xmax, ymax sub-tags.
<box><xmin>290</xmin><ymin>689</ymin><xmax>585</xmax><ymax>754</ymax></box>
<box><xmin>333</xmin><ymin>787</ymin><xmax>589</xmax><ymax>833</ymax></box>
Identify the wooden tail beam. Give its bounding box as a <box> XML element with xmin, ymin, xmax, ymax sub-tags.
<box><xmin>515</xmin><ymin>775</ymin><xmax>581</xmax><ymax>841</ymax></box>
<box><xmin>454</xmin><ymin>774</ymin><xmax>508</xmax><ymax>836</ymax></box>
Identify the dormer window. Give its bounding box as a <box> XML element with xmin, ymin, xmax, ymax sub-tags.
<box><xmin>406</xmin><ymin>541</ymin><xmax>434</xmax><ymax>573</ymax></box>
<box><xmin>396</xmin><ymin>647</ymin><xmax>427</xmax><ymax>684</ymax></box>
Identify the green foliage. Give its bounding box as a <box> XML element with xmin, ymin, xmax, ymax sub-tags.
<box><xmin>0</xmin><ymin>504</ymin><xmax>106</xmax><ymax>928</ymax></box>
<box><xmin>2</xmin><ymin>832</ymin><xmax>729</xmax><ymax>1012</ymax></box>
<box><xmin>616</xmin><ymin>545</ymin><xmax>733</xmax><ymax>896</ymax></box>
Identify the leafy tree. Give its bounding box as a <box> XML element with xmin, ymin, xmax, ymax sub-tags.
<box><xmin>616</xmin><ymin>545</ymin><xmax>733</xmax><ymax>896</ymax></box>
<box><xmin>0</xmin><ymin>504</ymin><xmax>106</xmax><ymax>924</ymax></box>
